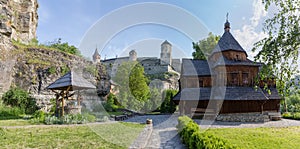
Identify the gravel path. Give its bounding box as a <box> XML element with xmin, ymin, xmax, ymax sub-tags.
<box><xmin>125</xmin><ymin>114</ymin><xmax>185</xmax><ymax>149</ymax></box>
<box><xmin>194</xmin><ymin>118</ymin><xmax>300</xmax><ymax>129</ymax></box>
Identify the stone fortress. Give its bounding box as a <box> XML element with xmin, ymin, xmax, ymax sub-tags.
<box><xmin>92</xmin><ymin>40</ymin><xmax>181</xmax><ymax>90</ymax></box>
<box><xmin>93</xmin><ymin>40</ymin><xmax>181</xmax><ymax>76</ymax></box>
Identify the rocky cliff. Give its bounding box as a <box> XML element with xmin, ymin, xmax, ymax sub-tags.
<box><xmin>0</xmin><ymin>0</ymin><xmax>38</xmax><ymax>94</ymax></box>
<box><xmin>0</xmin><ymin>0</ymin><xmax>38</xmax><ymax>45</ymax></box>
<box><xmin>10</xmin><ymin>45</ymin><xmax>101</xmax><ymax>111</ymax></box>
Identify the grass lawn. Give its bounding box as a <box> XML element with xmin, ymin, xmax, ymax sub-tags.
<box><xmin>0</xmin><ymin>119</ymin><xmax>32</xmax><ymax>126</ymax></box>
<box><xmin>0</xmin><ymin>122</ymin><xmax>145</xmax><ymax>149</ymax></box>
<box><xmin>207</xmin><ymin>126</ymin><xmax>300</xmax><ymax>149</ymax></box>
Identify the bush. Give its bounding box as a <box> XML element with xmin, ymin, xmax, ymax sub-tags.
<box><xmin>282</xmin><ymin>112</ymin><xmax>300</xmax><ymax>120</ymax></box>
<box><xmin>45</xmin><ymin>115</ymin><xmax>60</xmax><ymax>125</ymax></box>
<box><xmin>285</xmin><ymin>94</ymin><xmax>300</xmax><ymax>112</ymax></box>
<box><xmin>103</xmin><ymin>93</ymin><xmax>120</xmax><ymax>112</ymax></box>
<box><xmin>0</xmin><ymin>105</ymin><xmax>23</xmax><ymax>119</ymax></box>
<box><xmin>177</xmin><ymin>115</ymin><xmax>193</xmax><ymax>134</ymax></box>
<box><xmin>44</xmin><ymin>113</ymin><xmax>96</xmax><ymax>125</ymax></box>
<box><xmin>160</xmin><ymin>89</ymin><xmax>177</xmax><ymax>113</ymax></box>
<box><xmin>30</xmin><ymin>110</ymin><xmax>46</xmax><ymax>123</ymax></box>
<box><xmin>1</xmin><ymin>87</ymin><xmax>37</xmax><ymax>114</ymax></box>
<box><xmin>177</xmin><ymin>116</ymin><xmax>238</xmax><ymax>149</ymax></box>
<box><xmin>182</xmin><ymin>121</ymin><xmax>200</xmax><ymax>144</ymax></box>
<box><xmin>282</xmin><ymin>112</ymin><xmax>293</xmax><ymax>119</ymax></box>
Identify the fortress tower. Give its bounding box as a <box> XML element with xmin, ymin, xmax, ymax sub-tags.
<box><xmin>92</xmin><ymin>48</ymin><xmax>101</xmax><ymax>63</ymax></box>
<box><xmin>129</xmin><ymin>50</ymin><xmax>137</xmax><ymax>61</ymax></box>
<box><xmin>160</xmin><ymin>40</ymin><xmax>172</xmax><ymax>65</ymax></box>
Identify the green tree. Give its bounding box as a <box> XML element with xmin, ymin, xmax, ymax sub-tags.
<box><xmin>160</xmin><ymin>89</ymin><xmax>178</xmax><ymax>113</ymax></box>
<box><xmin>253</xmin><ymin>0</ymin><xmax>300</xmax><ymax>111</ymax></box>
<box><xmin>113</xmin><ymin>61</ymin><xmax>150</xmax><ymax>111</ymax></box>
<box><xmin>48</xmin><ymin>38</ymin><xmax>82</xmax><ymax>56</ymax></box>
<box><xmin>143</xmin><ymin>88</ymin><xmax>163</xmax><ymax>112</ymax></box>
<box><xmin>286</xmin><ymin>94</ymin><xmax>300</xmax><ymax>113</ymax></box>
<box><xmin>192</xmin><ymin>32</ymin><xmax>220</xmax><ymax>60</ymax></box>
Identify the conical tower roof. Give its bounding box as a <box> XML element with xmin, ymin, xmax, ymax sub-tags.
<box><xmin>211</xmin><ymin>18</ymin><xmax>247</xmax><ymax>56</ymax></box>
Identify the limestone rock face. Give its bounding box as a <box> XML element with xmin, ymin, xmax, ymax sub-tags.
<box><xmin>0</xmin><ymin>0</ymin><xmax>38</xmax><ymax>44</ymax></box>
<box><xmin>0</xmin><ymin>0</ymin><xmax>38</xmax><ymax>95</ymax></box>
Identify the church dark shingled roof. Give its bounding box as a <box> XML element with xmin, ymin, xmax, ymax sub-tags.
<box><xmin>181</xmin><ymin>59</ymin><xmax>211</xmax><ymax>76</ymax></box>
<box><xmin>211</xmin><ymin>19</ymin><xmax>247</xmax><ymax>56</ymax></box>
<box><xmin>212</xmin><ymin>31</ymin><xmax>247</xmax><ymax>56</ymax></box>
<box><xmin>213</xmin><ymin>56</ymin><xmax>262</xmax><ymax>67</ymax></box>
<box><xmin>172</xmin><ymin>87</ymin><xmax>280</xmax><ymax>101</ymax></box>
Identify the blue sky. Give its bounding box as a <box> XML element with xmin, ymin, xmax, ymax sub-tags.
<box><xmin>37</xmin><ymin>0</ymin><xmax>269</xmax><ymax>60</ymax></box>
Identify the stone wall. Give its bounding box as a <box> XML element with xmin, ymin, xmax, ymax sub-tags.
<box><xmin>216</xmin><ymin>113</ymin><xmax>270</xmax><ymax>122</ymax></box>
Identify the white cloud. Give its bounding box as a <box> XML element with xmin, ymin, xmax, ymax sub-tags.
<box><xmin>250</xmin><ymin>0</ymin><xmax>267</xmax><ymax>27</ymax></box>
<box><xmin>232</xmin><ymin>0</ymin><xmax>268</xmax><ymax>60</ymax></box>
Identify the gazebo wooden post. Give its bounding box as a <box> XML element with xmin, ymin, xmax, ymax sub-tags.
<box><xmin>61</xmin><ymin>94</ymin><xmax>65</xmax><ymax>117</ymax></box>
<box><xmin>62</xmin><ymin>86</ymin><xmax>71</xmax><ymax>117</ymax></box>
<box><xmin>55</xmin><ymin>93</ymin><xmax>59</xmax><ymax>117</ymax></box>
<box><xmin>77</xmin><ymin>91</ymin><xmax>81</xmax><ymax>106</ymax></box>
<box><xmin>51</xmin><ymin>90</ymin><xmax>60</xmax><ymax>117</ymax></box>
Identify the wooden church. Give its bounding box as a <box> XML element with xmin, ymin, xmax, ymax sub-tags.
<box><xmin>172</xmin><ymin>18</ymin><xmax>281</xmax><ymax>122</ymax></box>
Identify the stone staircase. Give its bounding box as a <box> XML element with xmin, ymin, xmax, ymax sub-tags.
<box><xmin>264</xmin><ymin>111</ymin><xmax>282</xmax><ymax>121</ymax></box>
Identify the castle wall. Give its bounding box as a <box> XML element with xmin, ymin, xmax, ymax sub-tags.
<box><xmin>172</xmin><ymin>59</ymin><xmax>181</xmax><ymax>72</ymax></box>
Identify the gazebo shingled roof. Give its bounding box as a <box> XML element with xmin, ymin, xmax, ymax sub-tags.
<box><xmin>47</xmin><ymin>71</ymin><xmax>96</xmax><ymax>91</ymax></box>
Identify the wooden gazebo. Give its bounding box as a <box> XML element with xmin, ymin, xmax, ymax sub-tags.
<box><xmin>46</xmin><ymin>71</ymin><xmax>96</xmax><ymax>116</ymax></box>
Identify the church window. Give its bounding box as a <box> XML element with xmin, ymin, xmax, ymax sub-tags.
<box><xmin>199</xmin><ymin>80</ymin><xmax>203</xmax><ymax>87</ymax></box>
<box><xmin>231</xmin><ymin>73</ymin><xmax>238</xmax><ymax>86</ymax></box>
<box><xmin>242</xmin><ymin>73</ymin><xmax>249</xmax><ymax>85</ymax></box>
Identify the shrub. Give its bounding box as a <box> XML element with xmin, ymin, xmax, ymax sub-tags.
<box><xmin>282</xmin><ymin>112</ymin><xmax>293</xmax><ymax>119</ymax></box>
<box><xmin>182</xmin><ymin>121</ymin><xmax>200</xmax><ymax>144</ymax></box>
<box><xmin>282</xmin><ymin>112</ymin><xmax>300</xmax><ymax>120</ymax></box>
<box><xmin>177</xmin><ymin>115</ymin><xmax>193</xmax><ymax>134</ymax></box>
<box><xmin>294</xmin><ymin>113</ymin><xmax>300</xmax><ymax>120</ymax></box>
<box><xmin>45</xmin><ymin>115</ymin><xmax>60</xmax><ymax>125</ymax></box>
<box><xmin>44</xmin><ymin>113</ymin><xmax>96</xmax><ymax>125</ymax></box>
<box><xmin>103</xmin><ymin>93</ymin><xmax>120</xmax><ymax>112</ymax></box>
<box><xmin>1</xmin><ymin>87</ymin><xmax>37</xmax><ymax>114</ymax></box>
<box><xmin>177</xmin><ymin>116</ymin><xmax>238</xmax><ymax>149</ymax></box>
<box><xmin>30</xmin><ymin>110</ymin><xmax>46</xmax><ymax>123</ymax></box>
<box><xmin>160</xmin><ymin>89</ymin><xmax>178</xmax><ymax>113</ymax></box>
<box><xmin>0</xmin><ymin>105</ymin><xmax>23</xmax><ymax>119</ymax></box>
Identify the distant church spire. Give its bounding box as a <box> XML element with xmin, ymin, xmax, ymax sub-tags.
<box><xmin>224</xmin><ymin>13</ymin><xmax>230</xmax><ymax>32</ymax></box>
<box><xmin>92</xmin><ymin>47</ymin><xmax>101</xmax><ymax>63</ymax></box>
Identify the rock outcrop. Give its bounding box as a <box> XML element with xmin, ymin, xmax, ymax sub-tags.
<box><xmin>0</xmin><ymin>0</ymin><xmax>38</xmax><ymax>44</ymax></box>
<box><xmin>0</xmin><ymin>0</ymin><xmax>38</xmax><ymax>95</ymax></box>
<box><xmin>10</xmin><ymin>46</ymin><xmax>103</xmax><ymax>111</ymax></box>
